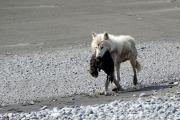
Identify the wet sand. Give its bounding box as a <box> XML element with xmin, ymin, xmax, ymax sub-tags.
<box><xmin>0</xmin><ymin>0</ymin><xmax>180</xmax><ymax>54</ymax></box>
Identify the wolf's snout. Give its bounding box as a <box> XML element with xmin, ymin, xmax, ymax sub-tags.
<box><xmin>96</xmin><ymin>56</ymin><xmax>101</xmax><ymax>62</ymax></box>
<box><xmin>96</xmin><ymin>56</ymin><xmax>101</xmax><ymax>61</ymax></box>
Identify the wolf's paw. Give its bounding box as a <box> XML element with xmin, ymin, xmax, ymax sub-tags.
<box><xmin>99</xmin><ymin>92</ymin><xmax>104</xmax><ymax>95</ymax></box>
<box><xmin>112</xmin><ymin>87</ymin><xmax>124</xmax><ymax>92</ymax></box>
<box><xmin>133</xmin><ymin>84</ymin><xmax>142</xmax><ymax>90</ymax></box>
<box><xmin>99</xmin><ymin>91</ymin><xmax>111</xmax><ymax>96</ymax></box>
<box><xmin>105</xmin><ymin>92</ymin><xmax>111</xmax><ymax>96</ymax></box>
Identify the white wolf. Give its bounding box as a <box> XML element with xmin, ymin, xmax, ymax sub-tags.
<box><xmin>91</xmin><ymin>32</ymin><xmax>141</xmax><ymax>95</ymax></box>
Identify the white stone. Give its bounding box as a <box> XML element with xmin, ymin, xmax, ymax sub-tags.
<box><xmin>41</xmin><ymin>106</ymin><xmax>48</xmax><ymax>110</ymax></box>
<box><xmin>174</xmin><ymin>82</ymin><xmax>179</xmax><ymax>85</ymax></box>
<box><xmin>133</xmin><ymin>94</ymin><xmax>137</xmax><ymax>97</ymax></box>
<box><xmin>52</xmin><ymin>112</ymin><xmax>60</xmax><ymax>119</ymax></box>
<box><xmin>139</xmin><ymin>93</ymin><xmax>147</xmax><ymax>97</ymax></box>
<box><xmin>29</xmin><ymin>101</ymin><xmax>35</xmax><ymax>105</ymax></box>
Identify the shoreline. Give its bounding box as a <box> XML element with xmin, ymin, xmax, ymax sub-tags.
<box><xmin>1</xmin><ymin>86</ymin><xmax>180</xmax><ymax>119</ymax></box>
<box><xmin>0</xmin><ymin>82</ymin><xmax>178</xmax><ymax>114</ymax></box>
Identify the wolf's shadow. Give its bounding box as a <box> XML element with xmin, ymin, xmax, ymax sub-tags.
<box><xmin>120</xmin><ymin>84</ymin><xmax>175</xmax><ymax>93</ymax></box>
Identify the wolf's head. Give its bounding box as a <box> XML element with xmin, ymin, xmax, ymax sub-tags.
<box><xmin>91</xmin><ymin>32</ymin><xmax>111</xmax><ymax>59</ymax></box>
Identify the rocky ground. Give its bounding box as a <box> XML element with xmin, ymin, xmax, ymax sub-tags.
<box><xmin>0</xmin><ymin>41</ymin><xmax>180</xmax><ymax>106</ymax></box>
<box><xmin>0</xmin><ymin>41</ymin><xmax>180</xmax><ymax>120</ymax></box>
<box><xmin>1</xmin><ymin>95</ymin><xmax>180</xmax><ymax>120</ymax></box>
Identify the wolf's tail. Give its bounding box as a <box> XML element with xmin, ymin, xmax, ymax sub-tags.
<box><xmin>136</xmin><ymin>60</ymin><xmax>141</xmax><ymax>72</ymax></box>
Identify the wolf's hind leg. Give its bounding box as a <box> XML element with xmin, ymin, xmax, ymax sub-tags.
<box><xmin>115</xmin><ymin>63</ymin><xmax>120</xmax><ymax>82</ymax></box>
<box><xmin>130</xmin><ymin>59</ymin><xmax>138</xmax><ymax>86</ymax></box>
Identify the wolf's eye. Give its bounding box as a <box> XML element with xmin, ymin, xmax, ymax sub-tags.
<box><xmin>100</xmin><ymin>46</ymin><xmax>104</xmax><ymax>49</ymax></box>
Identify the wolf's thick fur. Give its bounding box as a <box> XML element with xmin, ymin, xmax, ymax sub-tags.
<box><xmin>91</xmin><ymin>32</ymin><xmax>141</xmax><ymax>93</ymax></box>
<box><xmin>90</xmin><ymin>51</ymin><xmax>121</xmax><ymax>94</ymax></box>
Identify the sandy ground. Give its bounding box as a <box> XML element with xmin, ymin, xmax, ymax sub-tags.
<box><xmin>0</xmin><ymin>0</ymin><xmax>180</xmax><ymax>115</ymax></box>
<box><xmin>0</xmin><ymin>0</ymin><xmax>180</xmax><ymax>54</ymax></box>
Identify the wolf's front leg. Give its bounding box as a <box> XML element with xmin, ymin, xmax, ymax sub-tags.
<box><xmin>104</xmin><ymin>75</ymin><xmax>110</xmax><ymax>96</ymax></box>
<box><xmin>112</xmin><ymin>72</ymin><xmax>123</xmax><ymax>92</ymax></box>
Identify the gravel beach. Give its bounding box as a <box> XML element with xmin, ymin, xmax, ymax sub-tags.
<box><xmin>0</xmin><ymin>41</ymin><xmax>180</xmax><ymax>106</ymax></box>
<box><xmin>0</xmin><ymin>41</ymin><xmax>180</xmax><ymax>118</ymax></box>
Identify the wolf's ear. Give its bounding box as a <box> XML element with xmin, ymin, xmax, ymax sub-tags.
<box><xmin>104</xmin><ymin>32</ymin><xmax>109</xmax><ymax>40</ymax></box>
<box><xmin>92</xmin><ymin>32</ymin><xmax>97</xmax><ymax>39</ymax></box>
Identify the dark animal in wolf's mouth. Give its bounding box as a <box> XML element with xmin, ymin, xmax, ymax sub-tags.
<box><xmin>90</xmin><ymin>51</ymin><xmax>123</xmax><ymax>94</ymax></box>
<box><xmin>90</xmin><ymin>51</ymin><xmax>114</xmax><ymax>83</ymax></box>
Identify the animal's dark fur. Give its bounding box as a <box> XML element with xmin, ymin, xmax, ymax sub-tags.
<box><xmin>90</xmin><ymin>51</ymin><xmax>114</xmax><ymax>83</ymax></box>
